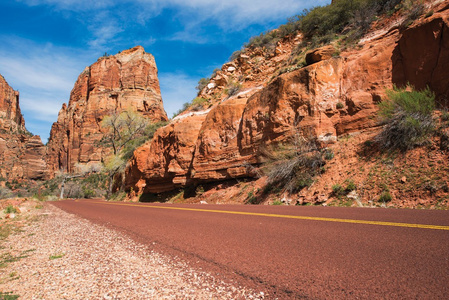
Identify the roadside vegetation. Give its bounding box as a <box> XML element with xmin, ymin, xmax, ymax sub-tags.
<box><xmin>261</xmin><ymin>129</ymin><xmax>330</xmax><ymax>199</ymax></box>
<box><xmin>376</xmin><ymin>86</ymin><xmax>436</xmax><ymax>151</ymax></box>
<box><xmin>0</xmin><ymin>110</ymin><xmax>166</xmax><ymax>202</ymax></box>
<box><xmin>100</xmin><ymin>109</ymin><xmax>167</xmax><ymax>197</ymax></box>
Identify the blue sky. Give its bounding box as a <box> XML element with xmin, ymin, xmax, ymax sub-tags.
<box><xmin>0</xmin><ymin>0</ymin><xmax>330</xmax><ymax>142</ymax></box>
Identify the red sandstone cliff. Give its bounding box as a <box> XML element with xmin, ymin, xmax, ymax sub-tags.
<box><xmin>0</xmin><ymin>75</ymin><xmax>48</xmax><ymax>181</ymax></box>
<box><xmin>125</xmin><ymin>1</ymin><xmax>449</xmax><ymax>206</ymax></box>
<box><xmin>46</xmin><ymin>46</ymin><xmax>168</xmax><ymax>176</ymax></box>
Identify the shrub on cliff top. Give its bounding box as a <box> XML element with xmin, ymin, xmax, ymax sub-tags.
<box><xmin>376</xmin><ymin>85</ymin><xmax>435</xmax><ymax>151</ymax></box>
<box><xmin>240</xmin><ymin>0</ymin><xmax>403</xmax><ymax>56</ymax></box>
<box><xmin>300</xmin><ymin>0</ymin><xmax>402</xmax><ymax>41</ymax></box>
<box><xmin>196</xmin><ymin>77</ymin><xmax>209</xmax><ymax>92</ymax></box>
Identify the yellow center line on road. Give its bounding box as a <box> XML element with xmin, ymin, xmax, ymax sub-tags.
<box><xmin>75</xmin><ymin>200</ymin><xmax>449</xmax><ymax>231</ymax></box>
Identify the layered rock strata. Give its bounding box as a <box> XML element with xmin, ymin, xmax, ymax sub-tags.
<box><xmin>0</xmin><ymin>75</ymin><xmax>48</xmax><ymax>181</ymax></box>
<box><xmin>125</xmin><ymin>4</ymin><xmax>449</xmax><ymax>196</ymax></box>
<box><xmin>46</xmin><ymin>46</ymin><xmax>168</xmax><ymax>176</ymax></box>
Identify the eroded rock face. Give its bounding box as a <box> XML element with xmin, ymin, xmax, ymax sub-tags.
<box><xmin>125</xmin><ymin>42</ymin><xmax>392</xmax><ymax>194</ymax></box>
<box><xmin>125</xmin><ymin>112</ymin><xmax>207</xmax><ymax>194</ymax></box>
<box><xmin>0</xmin><ymin>75</ymin><xmax>24</xmax><ymax>132</ymax></box>
<box><xmin>392</xmin><ymin>13</ymin><xmax>449</xmax><ymax>105</ymax></box>
<box><xmin>305</xmin><ymin>45</ymin><xmax>336</xmax><ymax>65</ymax></box>
<box><xmin>0</xmin><ymin>75</ymin><xmax>48</xmax><ymax>181</ymax></box>
<box><xmin>46</xmin><ymin>46</ymin><xmax>168</xmax><ymax>176</ymax></box>
<box><xmin>125</xmin><ymin>5</ymin><xmax>449</xmax><ymax>196</ymax></box>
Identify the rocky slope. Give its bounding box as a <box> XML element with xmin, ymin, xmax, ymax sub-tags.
<box><xmin>125</xmin><ymin>0</ymin><xmax>449</xmax><ymax>208</ymax></box>
<box><xmin>46</xmin><ymin>46</ymin><xmax>168</xmax><ymax>176</ymax></box>
<box><xmin>0</xmin><ymin>75</ymin><xmax>48</xmax><ymax>182</ymax></box>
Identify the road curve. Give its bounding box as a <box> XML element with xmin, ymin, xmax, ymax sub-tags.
<box><xmin>52</xmin><ymin>200</ymin><xmax>449</xmax><ymax>299</ymax></box>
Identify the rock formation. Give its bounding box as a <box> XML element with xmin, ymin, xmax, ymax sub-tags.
<box><xmin>125</xmin><ymin>1</ymin><xmax>449</xmax><ymax>199</ymax></box>
<box><xmin>46</xmin><ymin>46</ymin><xmax>168</xmax><ymax>176</ymax></box>
<box><xmin>0</xmin><ymin>75</ymin><xmax>24</xmax><ymax>132</ymax></box>
<box><xmin>392</xmin><ymin>12</ymin><xmax>449</xmax><ymax>105</ymax></box>
<box><xmin>0</xmin><ymin>75</ymin><xmax>48</xmax><ymax>181</ymax></box>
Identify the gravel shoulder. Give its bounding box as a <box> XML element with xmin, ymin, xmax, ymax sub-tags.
<box><xmin>0</xmin><ymin>202</ymin><xmax>263</xmax><ymax>299</ymax></box>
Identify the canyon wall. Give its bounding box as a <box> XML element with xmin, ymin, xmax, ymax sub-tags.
<box><xmin>125</xmin><ymin>2</ymin><xmax>449</xmax><ymax>197</ymax></box>
<box><xmin>0</xmin><ymin>75</ymin><xmax>48</xmax><ymax>181</ymax></box>
<box><xmin>46</xmin><ymin>46</ymin><xmax>168</xmax><ymax>176</ymax></box>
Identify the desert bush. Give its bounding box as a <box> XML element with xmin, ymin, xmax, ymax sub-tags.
<box><xmin>378</xmin><ymin>191</ymin><xmax>393</xmax><ymax>202</ymax></box>
<box><xmin>332</xmin><ymin>184</ymin><xmax>344</xmax><ymax>196</ymax></box>
<box><xmin>376</xmin><ymin>85</ymin><xmax>435</xmax><ymax>151</ymax></box>
<box><xmin>300</xmin><ymin>0</ymin><xmax>402</xmax><ymax>46</ymax></box>
<box><xmin>82</xmin><ymin>187</ymin><xmax>95</xmax><ymax>199</ymax></box>
<box><xmin>345</xmin><ymin>180</ymin><xmax>357</xmax><ymax>192</ymax></box>
<box><xmin>172</xmin><ymin>102</ymin><xmax>191</xmax><ymax>118</ymax></box>
<box><xmin>265</xmin><ymin>134</ymin><xmax>326</xmax><ymax>194</ymax></box>
<box><xmin>0</xmin><ymin>187</ymin><xmax>14</xmax><ymax>199</ymax></box>
<box><xmin>229</xmin><ymin>50</ymin><xmax>243</xmax><ymax>61</ymax></box>
<box><xmin>191</xmin><ymin>97</ymin><xmax>208</xmax><ymax>110</ymax></box>
<box><xmin>324</xmin><ymin>149</ymin><xmax>334</xmax><ymax>160</ymax></box>
<box><xmin>246</xmin><ymin>190</ymin><xmax>259</xmax><ymax>204</ymax></box>
<box><xmin>109</xmin><ymin>191</ymin><xmax>127</xmax><ymax>201</ymax></box>
<box><xmin>225</xmin><ymin>81</ymin><xmax>242</xmax><ymax>97</ymax></box>
<box><xmin>196</xmin><ymin>77</ymin><xmax>209</xmax><ymax>92</ymax></box>
<box><xmin>245</xmin><ymin>30</ymin><xmax>279</xmax><ymax>51</ymax></box>
<box><xmin>400</xmin><ymin>0</ymin><xmax>425</xmax><ymax>28</ymax></box>
<box><xmin>4</xmin><ymin>205</ymin><xmax>18</xmax><ymax>214</ymax></box>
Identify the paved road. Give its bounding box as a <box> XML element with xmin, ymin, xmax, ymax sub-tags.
<box><xmin>52</xmin><ymin>200</ymin><xmax>449</xmax><ymax>299</ymax></box>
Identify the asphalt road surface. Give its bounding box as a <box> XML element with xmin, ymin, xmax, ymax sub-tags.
<box><xmin>52</xmin><ymin>199</ymin><xmax>449</xmax><ymax>299</ymax></box>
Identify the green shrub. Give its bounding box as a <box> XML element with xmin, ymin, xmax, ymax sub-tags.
<box><xmin>300</xmin><ymin>0</ymin><xmax>401</xmax><ymax>46</ymax></box>
<box><xmin>376</xmin><ymin>86</ymin><xmax>435</xmax><ymax>151</ymax></box>
<box><xmin>345</xmin><ymin>180</ymin><xmax>357</xmax><ymax>192</ymax></box>
<box><xmin>4</xmin><ymin>205</ymin><xmax>18</xmax><ymax>214</ymax></box>
<box><xmin>172</xmin><ymin>102</ymin><xmax>191</xmax><ymax>118</ymax></box>
<box><xmin>0</xmin><ymin>292</ymin><xmax>20</xmax><ymax>300</ymax></box>
<box><xmin>245</xmin><ymin>30</ymin><xmax>279</xmax><ymax>52</ymax></box>
<box><xmin>195</xmin><ymin>185</ymin><xmax>204</xmax><ymax>196</ymax></box>
<box><xmin>82</xmin><ymin>187</ymin><xmax>95</xmax><ymax>199</ymax></box>
<box><xmin>379</xmin><ymin>191</ymin><xmax>393</xmax><ymax>202</ymax></box>
<box><xmin>324</xmin><ymin>149</ymin><xmax>334</xmax><ymax>160</ymax></box>
<box><xmin>332</xmin><ymin>184</ymin><xmax>343</xmax><ymax>196</ymax></box>
<box><xmin>191</xmin><ymin>97</ymin><xmax>208</xmax><ymax>109</ymax></box>
<box><xmin>0</xmin><ymin>187</ymin><xmax>14</xmax><ymax>199</ymax></box>
<box><xmin>229</xmin><ymin>50</ymin><xmax>243</xmax><ymax>61</ymax></box>
<box><xmin>109</xmin><ymin>191</ymin><xmax>126</xmax><ymax>201</ymax></box>
<box><xmin>196</xmin><ymin>77</ymin><xmax>209</xmax><ymax>92</ymax></box>
<box><xmin>336</xmin><ymin>102</ymin><xmax>344</xmax><ymax>109</ymax></box>
<box><xmin>246</xmin><ymin>190</ymin><xmax>258</xmax><ymax>204</ymax></box>
<box><xmin>272</xmin><ymin>200</ymin><xmax>283</xmax><ymax>205</ymax></box>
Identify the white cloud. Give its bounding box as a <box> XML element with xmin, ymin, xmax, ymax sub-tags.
<box><xmin>150</xmin><ymin>0</ymin><xmax>330</xmax><ymax>28</ymax></box>
<box><xmin>0</xmin><ymin>37</ymin><xmax>97</xmax><ymax>142</ymax></box>
<box><xmin>17</xmin><ymin>0</ymin><xmax>115</xmax><ymax>11</ymax></box>
<box><xmin>19</xmin><ymin>0</ymin><xmax>332</xmax><ymax>31</ymax></box>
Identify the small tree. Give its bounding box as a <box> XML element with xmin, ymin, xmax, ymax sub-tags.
<box><xmin>101</xmin><ymin>110</ymin><xmax>166</xmax><ymax>196</ymax></box>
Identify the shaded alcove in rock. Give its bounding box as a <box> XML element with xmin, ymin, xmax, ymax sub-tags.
<box><xmin>392</xmin><ymin>16</ymin><xmax>449</xmax><ymax>107</ymax></box>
